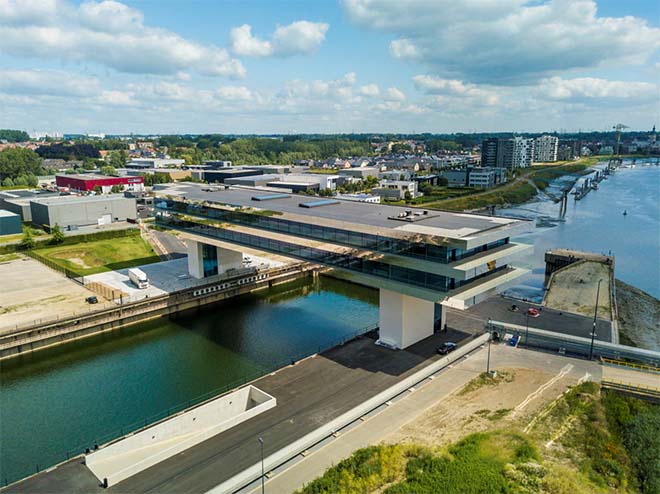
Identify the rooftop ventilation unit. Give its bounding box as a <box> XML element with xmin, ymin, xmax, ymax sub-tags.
<box><xmin>252</xmin><ymin>193</ymin><xmax>290</xmax><ymax>201</ymax></box>
<box><xmin>299</xmin><ymin>199</ymin><xmax>341</xmax><ymax>208</ymax></box>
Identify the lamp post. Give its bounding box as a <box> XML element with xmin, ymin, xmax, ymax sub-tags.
<box><xmin>589</xmin><ymin>279</ymin><xmax>603</xmax><ymax>360</ymax></box>
<box><xmin>525</xmin><ymin>310</ymin><xmax>530</xmax><ymax>345</ymax></box>
<box><xmin>486</xmin><ymin>319</ymin><xmax>492</xmax><ymax>375</ymax></box>
<box><xmin>258</xmin><ymin>437</ymin><xmax>265</xmax><ymax>494</ymax></box>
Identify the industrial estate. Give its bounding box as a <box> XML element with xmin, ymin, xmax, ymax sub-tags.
<box><xmin>1</xmin><ymin>2</ymin><xmax>659</xmax><ymax>494</ymax></box>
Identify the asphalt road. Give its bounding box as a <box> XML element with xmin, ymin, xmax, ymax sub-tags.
<box><xmin>447</xmin><ymin>295</ymin><xmax>613</xmax><ymax>342</ymax></box>
<box><xmin>3</xmin><ymin>329</ymin><xmax>470</xmax><ymax>494</ymax></box>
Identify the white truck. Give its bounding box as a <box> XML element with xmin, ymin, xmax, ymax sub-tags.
<box><xmin>128</xmin><ymin>268</ymin><xmax>149</xmax><ymax>289</ymax></box>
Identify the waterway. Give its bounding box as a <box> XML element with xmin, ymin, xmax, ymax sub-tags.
<box><xmin>499</xmin><ymin>161</ymin><xmax>660</xmax><ymax>301</ymax></box>
<box><xmin>0</xmin><ymin>276</ymin><xmax>378</xmax><ymax>486</ymax></box>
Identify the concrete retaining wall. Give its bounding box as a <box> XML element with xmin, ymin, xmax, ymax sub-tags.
<box><xmin>209</xmin><ymin>332</ymin><xmax>490</xmax><ymax>494</ymax></box>
<box><xmin>0</xmin><ymin>266</ymin><xmax>314</xmax><ymax>360</ymax></box>
<box><xmin>86</xmin><ymin>386</ymin><xmax>276</xmax><ymax>487</ymax></box>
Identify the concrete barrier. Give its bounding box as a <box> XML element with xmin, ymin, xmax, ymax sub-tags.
<box><xmin>86</xmin><ymin>385</ymin><xmax>276</xmax><ymax>487</ymax></box>
<box><xmin>208</xmin><ymin>333</ymin><xmax>490</xmax><ymax>494</ymax></box>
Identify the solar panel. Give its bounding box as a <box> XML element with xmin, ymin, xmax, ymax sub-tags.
<box><xmin>299</xmin><ymin>199</ymin><xmax>340</xmax><ymax>208</ymax></box>
<box><xmin>251</xmin><ymin>193</ymin><xmax>290</xmax><ymax>201</ymax></box>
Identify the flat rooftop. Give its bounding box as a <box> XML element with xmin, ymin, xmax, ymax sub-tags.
<box><xmin>31</xmin><ymin>195</ymin><xmax>133</xmax><ymax>206</ymax></box>
<box><xmin>156</xmin><ymin>183</ymin><xmax>531</xmax><ymax>244</ymax></box>
<box><xmin>56</xmin><ymin>174</ymin><xmax>124</xmax><ymax>181</ymax></box>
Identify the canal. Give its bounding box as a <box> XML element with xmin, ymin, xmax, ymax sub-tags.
<box><xmin>0</xmin><ymin>276</ymin><xmax>378</xmax><ymax>486</ymax></box>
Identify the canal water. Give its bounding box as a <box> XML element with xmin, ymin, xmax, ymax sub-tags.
<box><xmin>0</xmin><ymin>276</ymin><xmax>378</xmax><ymax>486</ymax></box>
<box><xmin>500</xmin><ymin>162</ymin><xmax>660</xmax><ymax>301</ymax></box>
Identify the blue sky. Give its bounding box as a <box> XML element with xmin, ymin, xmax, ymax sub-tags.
<box><xmin>0</xmin><ymin>0</ymin><xmax>658</xmax><ymax>134</ymax></box>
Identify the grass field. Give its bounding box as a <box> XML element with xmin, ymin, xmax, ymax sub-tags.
<box><xmin>33</xmin><ymin>235</ymin><xmax>160</xmax><ymax>276</ymax></box>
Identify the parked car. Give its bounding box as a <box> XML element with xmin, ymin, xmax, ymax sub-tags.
<box><xmin>527</xmin><ymin>307</ymin><xmax>540</xmax><ymax>318</ymax></box>
<box><xmin>437</xmin><ymin>342</ymin><xmax>458</xmax><ymax>355</ymax></box>
<box><xmin>85</xmin><ymin>296</ymin><xmax>98</xmax><ymax>304</ymax></box>
<box><xmin>509</xmin><ymin>334</ymin><xmax>520</xmax><ymax>346</ymax></box>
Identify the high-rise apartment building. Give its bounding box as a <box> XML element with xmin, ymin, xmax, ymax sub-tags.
<box><xmin>534</xmin><ymin>135</ymin><xmax>559</xmax><ymax>162</ymax></box>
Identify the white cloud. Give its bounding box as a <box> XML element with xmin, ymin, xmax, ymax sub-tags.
<box><xmin>272</xmin><ymin>21</ymin><xmax>329</xmax><ymax>55</ymax></box>
<box><xmin>537</xmin><ymin>77</ymin><xmax>658</xmax><ymax>102</ymax></box>
<box><xmin>230</xmin><ymin>24</ymin><xmax>273</xmax><ymax>57</ymax></box>
<box><xmin>413</xmin><ymin>75</ymin><xmax>499</xmax><ymax>105</ymax></box>
<box><xmin>0</xmin><ymin>0</ymin><xmax>246</xmax><ymax>78</ymax></box>
<box><xmin>0</xmin><ymin>68</ymin><xmax>100</xmax><ymax>97</ymax></box>
<box><xmin>217</xmin><ymin>85</ymin><xmax>252</xmax><ymax>100</ymax></box>
<box><xmin>384</xmin><ymin>87</ymin><xmax>406</xmax><ymax>101</ymax></box>
<box><xmin>344</xmin><ymin>0</ymin><xmax>660</xmax><ymax>84</ymax></box>
<box><xmin>230</xmin><ymin>20</ymin><xmax>328</xmax><ymax>57</ymax></box>
<box><xmin>389</xmin><ymin>38</ymin><xmax>420</xmax><ymax>60</ymax></box>
<box><xmin>359</xmin><ymin>84</ymin><xmax>380</xmax><ymax>97</ymax></box>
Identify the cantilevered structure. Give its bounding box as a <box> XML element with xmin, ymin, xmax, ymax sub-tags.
<box><xmin>155</xmin><ymin>184</ymin><xmax>532</xmax><ymax>349</ymax></box>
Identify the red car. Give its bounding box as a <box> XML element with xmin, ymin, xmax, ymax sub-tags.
<box><xmin>527</xmin><ymin>307</ymin><xmax>540</xmax><ymax>318</ymax></box>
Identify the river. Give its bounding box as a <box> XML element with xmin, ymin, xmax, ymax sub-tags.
<box><xmin>499</xmin><ymin>161</ymin><xmax>660</xmax><ymax>301</ymax></box>
<box><xmin>0</xmin><ymin>276</ymin><xmax>378</xmax><ymax>486</ymax></box>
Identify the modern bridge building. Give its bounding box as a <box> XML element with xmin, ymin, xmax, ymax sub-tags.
<box><xmin>155</xmin><ymin>184</ymin><xmax>533</xmax><ymax>349</ymax></box>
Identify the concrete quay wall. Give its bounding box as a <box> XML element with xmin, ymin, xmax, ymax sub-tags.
<box><xmin>0</xmin><ymin>264</ymin><xmax>316</xmax><ymax>360</ymax></box>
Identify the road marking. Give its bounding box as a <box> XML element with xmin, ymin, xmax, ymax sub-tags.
<box><xmin>513</xmin><ymin>364</ymin><xmax>573</xmax><ymax>417</ymax></box>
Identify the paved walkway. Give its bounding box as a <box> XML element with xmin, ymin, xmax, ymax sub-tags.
<box><xmin>246</xmin><ymin>344</ymin><xmax>601</xmax><ymax>494</ymax></box>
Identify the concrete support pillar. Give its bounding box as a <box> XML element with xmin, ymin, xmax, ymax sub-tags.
<box><xmin>377</xmin><ymin>289</ymin><xmax>435</xmax><ymax>349</ymax></box>
<box><xmin>187</xmin><ymin>240</ymin><xmax>204</xmax><ymax>279</ymax></box>
<box><xmin>216</xmin><ymin>246</ymin><xmax>243</xmax><ymax>275</ymax></box>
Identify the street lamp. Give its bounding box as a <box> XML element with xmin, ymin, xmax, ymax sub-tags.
<box><xmin>258</xmin><ymin>437</ymin><xmax>265</xmax><ymax>494</ymax></box>
<box><xmin>486</xmin><ymin>319</ymin><xmax>492</xmax><ymax>374</ymax></box>
<box><xmin>525</xmin><ymin>310</ymin><xmax>530</xmax><ymax>345</ymax></box>
<box><xmin>589</xmin><ymin>279</ymin><xmax>603</xmax><ymax>360</ymax></box>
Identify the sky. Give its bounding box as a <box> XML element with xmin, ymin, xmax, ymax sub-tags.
<box><xmin>0</xmin><ymin>0</ymin><xmax>658</xmax><ymax>135</ymax></box>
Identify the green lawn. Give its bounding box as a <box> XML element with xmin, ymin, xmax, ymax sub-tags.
<box><xmin>34</xmin><ymin>235</ymin><xmax>160</xmax><ymax>276</ymax></box>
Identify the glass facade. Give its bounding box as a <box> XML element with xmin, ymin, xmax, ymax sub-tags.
<box><xmin>158</xmin><ymin>214</ymin><xmax>508</xmax><ymax>294</ymax></box>
<box><xmin>202</xmin><ymin>243</ymin><xmax>218</xmax><ymax>277</ymax></box>
<box><xmin>157</xmin><ymin>200</ymin><xmax>508</xmax><ymax>265</ymax></box>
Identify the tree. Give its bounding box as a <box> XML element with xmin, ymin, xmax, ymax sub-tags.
<box><xmin>0</xmin><ymin>147</ymin><xmax>43</xmax><ymax>180</ymax></box>
<box><xmin>420</xmin><ymin>183</ymin><xmax>433</xmax><ymax>195</ymax></box>
<box><xmin>0</xmin><ymin>129</ymin><xmax>30</xmax><ymax>142</ymax></box>
<box><xmin>404</xmin><ymin>190</ymin><xmax>412</xmax><ymax>200</ymax></box>
<box><xmin>93</xmin><ymin>185</ymin><xmax>103</xmax><ymax>194</ymax></box>
<box><xmin>14</xmin><ymin>175</ymin><xmax>28</xmax><ymax>186</ymax></box>
<box><xmin>111</xmin><ymin>184</ymin><xmax>124</xmax><ymax>193</ymax></box>
<box><xmin>100</xmin><ymin>165</ymin><xmax>116</xmax><ymax>176</ymax></box>
<box><xmin>50</xmin><ymin>224</ymin><xmax>65</xmax><ymax>244</ymax></box>
<box><xmin>26</xmin><ymin>174</ymin><xmax>38</xmax><ymax>187</ymax></box>
<box><xmin>437</xmin><ymin>176</ymin><xmax>449</xmax><ymax>187</ymax></box>
<box><xmin>20</xmin><ymin>229</ymin><xmax>35</xmax><ymax>250</ymax></box>
<box><xmin>2</xmin><ymin>177</ymin><xmax>14</xmax><ymax>187</ymax></box>
<box><xmin>109</xmin><ymin>150</ymin><xmax>127</xmax><ymax>168</ymax></box>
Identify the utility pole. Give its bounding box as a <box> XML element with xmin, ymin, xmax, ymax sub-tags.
<box><xmin>589</xmin><ymin>279</ymin><xmax>603</xmax><ymax>360</ymax></box>
<box><xmin>486</xmin><ymin>320</ymin><xmax>492</xmax><ymax>375</ymax></box>
<box><xmin>258</xmin><ymin>437</ymin><xmax>265</xmax><ymax>494</ymax></box>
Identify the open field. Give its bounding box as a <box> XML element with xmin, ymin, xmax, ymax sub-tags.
<box><xmin>0</xmin><ymin>255</ymin><xmax>103</xmax><ymax>331</ymax></box>
<box><xmin>33</xmin><ymin>235</ymin><xmax>160</xmax><ymax>276</ymax></box>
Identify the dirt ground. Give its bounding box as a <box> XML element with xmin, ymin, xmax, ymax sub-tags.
<box><xmin>544</xmin><ymin>260</ymin><xmax>611</xmax><ymax>320</ymax></box>
<box><xmin>385</xmin><ymin>365</ymin><xmax>581</xmax><ymax>448</ymax></box>
<box><xmin>0</xmin><ymin>255</ymin><xmax>107</xmax><ymax>332</ymax></box>
<box><xmin>615</xmin><ymin>279</ymin><xmax>660</xmax><ymax>351</ymax></box>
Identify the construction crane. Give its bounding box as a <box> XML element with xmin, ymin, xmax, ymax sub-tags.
<box><xmin>613</xmin><ymin>123</ymin><xmax>629</xmax><ymax>156</ymax></box>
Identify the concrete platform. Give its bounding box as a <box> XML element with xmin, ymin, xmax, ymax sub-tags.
<box><xmin>85</xmin><ymin>255</ymin><xmax>283</xmax><ymax>302</ymax></box>
<box><xmin>2</xmin><ymin>329</ymin><xmax>470</xmax><ymax>494</ymax></box>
